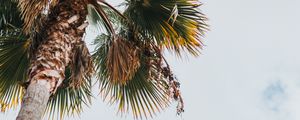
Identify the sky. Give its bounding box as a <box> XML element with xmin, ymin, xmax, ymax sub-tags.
<box><xmin>1</xmin><ymin>0</ymin><xmax>300</xmax><ymax>120</ymax></box>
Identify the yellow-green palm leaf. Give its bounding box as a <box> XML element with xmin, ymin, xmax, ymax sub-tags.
<box><xmin>124</xmin><ymin>0</ymin><xmax>208</xmax><ymax>56</ymax></box>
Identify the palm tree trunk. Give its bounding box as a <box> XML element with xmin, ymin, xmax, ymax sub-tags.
<box><xmin>16</xmin><ymin>0</ymin><xmax>88</xmax><ymax>119</ymax></box>
<box><xmin>16</xmin><ymin>81</ymin><xmax>51</xmax><ymax>120</ymax></box>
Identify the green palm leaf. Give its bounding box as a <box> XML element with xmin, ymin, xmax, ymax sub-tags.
<box><xmin>124</xmin><ymin>0</ymin><xmax>208</xmax><ymax>56</ymax></box>
<box><xmin>87</xmin><ymin>1</ymin><xmax>125</xmax><ymax>35</ymax></box>
<box><xmin>0</xmin><ymin>0</ymin><xmax>23</xmax><ymax>30</ymax></box>
<box><xmin>0</xmin><ymin>31</ymin><xmax>29</xmax><ymax>112</ymax></box>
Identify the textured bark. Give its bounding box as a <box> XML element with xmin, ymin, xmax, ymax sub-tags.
<box><xmin>17</xmin><ymin>0</ymin><xmax>88</xmax><ymax>119</ymax></box>
<box><xmin>16</xmin><ymin>80</ymin><xmax>51</xmax><ymax>120</ymax></box>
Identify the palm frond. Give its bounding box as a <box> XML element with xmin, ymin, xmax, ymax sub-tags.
<box><xmin>0</xmin><ymin>31</ymin><xmax>29</xmax><ymax>112</ymax></box>
<box><xmin>93</xmin><ymin>35</ymin><xmax>171</xmax><ymax>119</ymax></box>
<box><xmin>106</xmin><ymin>37</ymin><xmax>140</xmax><ymax>85</ymax></box>
<box><xmin>87</xmin><ymin>3</ymin><xmax>115</xmax><ymax>35</ymax></box>
<box><xmin>0</xmin><ymin>0</ymin><xmax>23</xmax><ymax>30</ymax></box>
<box><xmin>69</xmin><ymin>41</ymin><xmax>94</xmax><ymax>89</ymax></box>
<box><xmin>87</xmin><ymin>0</ymin><xmax>127</xmax><ymax>34</ymax></box>
<box><xmin>124</xmin><ymin>0</ymin><xmax>208</xmax><ymax>56</ymax></box>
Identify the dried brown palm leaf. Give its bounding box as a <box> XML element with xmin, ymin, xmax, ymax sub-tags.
<box><xmin>69</xmin><ymin>41</ymin><xmax>94</xmax><ymax>88</ymax></box>
<box><xmin>106</xmin><ymin>37</ymin><xmax>140</xmax><ymax>85</ymax></box>
<box><xmin>18</xmin><ymin>0</ymin><xmax>59</xmax><ymax>34</ymax></box>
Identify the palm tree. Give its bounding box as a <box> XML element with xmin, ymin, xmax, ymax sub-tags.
<box><xmin>0</xmin><ymin>0</ymin><xmax>208</xmax><ymax>119</ymax></box>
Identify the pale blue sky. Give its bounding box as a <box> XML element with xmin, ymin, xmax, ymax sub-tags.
<box><xmin>2</xmin><ymin>0</ymin><xmax>300</xmax><ymax>120</ymax></box>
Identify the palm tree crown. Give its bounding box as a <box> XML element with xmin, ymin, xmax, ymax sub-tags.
<box><xmin>0</xmin><ymin>0</ymin><xmax>208</xmax><ymax>119</ymax></box>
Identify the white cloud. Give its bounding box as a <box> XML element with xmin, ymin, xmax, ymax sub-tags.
<box><xmin>259</xmin><ymin>70</ymin><xmax>300</xmax><ymax>120</ymax></box>
<box><xmin>262</xmin><ymin>80</ymin><xmax>286</xmax><ymax>112</ymax></box>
